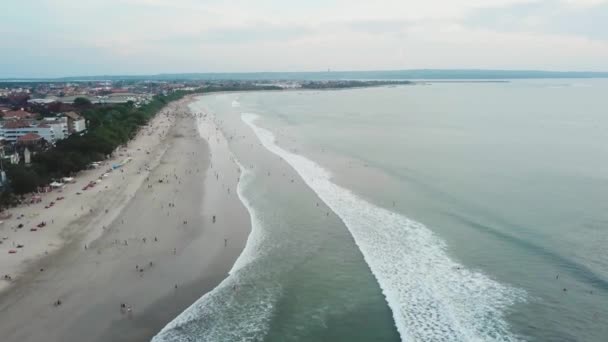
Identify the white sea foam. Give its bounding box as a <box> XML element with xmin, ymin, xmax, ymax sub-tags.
<box><xmin>152</xmin><ymin>106</ymin><xmax>275</xmax><ymax>342</ymax></box>
<box><xmin>229</xmin><ymin>157</ymin><xmax>266</xmax><ymax>273</ymax></box>
<box><xmin>242</xmin><ymin>112</ymin><xmax>527</xmax><ymax>342</ymax></box>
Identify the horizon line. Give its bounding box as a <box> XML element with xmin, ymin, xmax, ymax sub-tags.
<box><xmin>2</xmin><ymin>68</ymin><xmax>608</xmax><ymax>81</ymax></box>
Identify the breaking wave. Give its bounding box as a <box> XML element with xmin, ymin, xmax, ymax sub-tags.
<box><xmin>241</xmin><ymin>112</ymin><xmax>526</xmax><ymax>342</ymax></box>
<box><xmin>152</xmin><ymin>110</ymin><xmax>276</xmax><ymax>342</ymax></box>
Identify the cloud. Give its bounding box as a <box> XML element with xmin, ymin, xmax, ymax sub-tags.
<box><xmin>466</xmin><ymin>0</ymin><xmax>608</xmax><ymax>41</ymax></box>
<box><xmin>154</xmin><ymin>25</ymin><xmax>314</xmax><ymax>45</ymax></box>
<box><xmin>561</xmin><ymin>0</ymin><xmax>608</xmax><ymax>7</ymax></box>
<box><xmin>1</xmin><ymin>0</ymin><xmax>607</xmax><ymax>77</ymax></box>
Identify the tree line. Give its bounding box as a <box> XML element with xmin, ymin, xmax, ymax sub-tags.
<box><xmin>1</xmin><ymin>90</ymin><xmax>193</xmax><ymax>206</ymax></box>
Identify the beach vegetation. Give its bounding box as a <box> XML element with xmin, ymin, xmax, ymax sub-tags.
<box><xmin>0</xmin><ymin>90</ymin><xmax>195</xmax><ymax>201</ymax></box>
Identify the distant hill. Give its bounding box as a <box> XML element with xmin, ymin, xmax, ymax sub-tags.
<box><xmin>3</xmin><ymin>69</ymin><xmax>608</xmax><ymax>82</ymax></box>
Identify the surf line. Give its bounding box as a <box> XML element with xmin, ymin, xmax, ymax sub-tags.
<box><xmin>242</xmin><ymin>112</ymin><xmax>526</xmax><ymax>342</ymax></box>
<box><xmin>153</xmin><ymin>104</ymin><xmax>274</xmax><ymax>342</ymax></box>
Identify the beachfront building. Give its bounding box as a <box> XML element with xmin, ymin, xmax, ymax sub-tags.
<box><xmin>0</xmin><ymin>121</ymin><xmax>62</xmax><ymax>144</ymax></box>
<box><xmin>43</xmin><ymin>117</ymin><xmax>69</xmax><ymax>140</ymax></box>
<box><xmin>1</xmin><ymin>121</ymin><xmax>35</xmax><ymax>142</ymax></box>
<box><xmin>34</xmin><ymin>124</ymin><xmax>58</xmax><ymax>142</ymax></box>
<box><xmin>0</xmin><ymin>113</ymin><xmax>81</xmax><ymax>144</ymax></box>
<box><xmin>63</xmin><ymin>111</ymin><xmax>86</xmax><ymax>133</ymax></box>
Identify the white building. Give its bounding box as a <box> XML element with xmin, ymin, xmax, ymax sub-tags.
<box><xmin>63</xmin><ymin>112</ymin><xmax>86</xmax><ymax>133</ymax></box>
<box><xmin>43</xmin><ymin>117</ymin><xmax>69</xmax><ymax>140</ymax></box>
<box><xmin>35</xmin><ymin>123</ymin><xmax>59</xmax><ymax>142</ymax></box>
<box><xmin>0</xmin><ymin>113</ymin><xmax>83</xmax><ymax>144</ymax></box>
<box><xmin>73</xmin><ymin>118</ymin><xmax>86</xmax><ymax>133</ymax></box>
<box><xmin>0</xmin><ymin>121</ymin><xmax>62</xmax><ymax>143</ymax></box>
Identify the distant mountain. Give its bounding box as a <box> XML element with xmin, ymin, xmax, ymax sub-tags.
<box><xmin>3</xmin><ymin>69</ymin><xmax>608</xmax><ymax>82</ymax></box>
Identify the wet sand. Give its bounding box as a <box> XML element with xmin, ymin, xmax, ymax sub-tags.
<box><xmin>0</xmin><ymin>98</ymin><xmax>250</xmax><ymax>341</ymax></box>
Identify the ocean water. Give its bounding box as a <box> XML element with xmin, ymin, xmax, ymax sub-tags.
<box><xmin>154</xmin><ymin>80</ymin><xmax>608</xmax><ymax>341</ymax></box>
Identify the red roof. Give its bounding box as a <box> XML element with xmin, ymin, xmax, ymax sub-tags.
<box><xmin>3</xmin><ymin>110</ymin><xmax>35</xmax><ymax>120</ymax></box>
<box><xmin>2</xmin><ymin>120</ymin><xmax>31</xmax><ymax>129</ymax></box>
<box><xmin>17</xmin><ymin>133</ymin><xmax>42</xmax><ymax>142</ymax></box>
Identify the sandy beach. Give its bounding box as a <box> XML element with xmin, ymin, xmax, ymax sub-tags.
<box><xmin>0</xmin><ymin>96</ymin><xmax>250</xmax><ymax>341</ymax></box>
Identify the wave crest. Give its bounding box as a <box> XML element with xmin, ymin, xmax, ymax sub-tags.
<box><xmin>242</xmin><ymin>112</ymin><xmax>526</xmax><ymax>342</ymax></box>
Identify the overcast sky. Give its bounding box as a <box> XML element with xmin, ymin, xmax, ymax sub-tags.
<box><xmin>1</xmin><ymin>0</ymin><xmax>607</xmax><ymax>77</ymax></box>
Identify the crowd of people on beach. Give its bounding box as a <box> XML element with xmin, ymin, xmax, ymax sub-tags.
<box><xmin>0</xmin><ymin>105</ymin><xmax>178</xmax><ymax>291</ymax></box>
<box><xmin>1</xmin><ymin>100</ymin><xmax>248</xmax><ymax>328</ymax></box>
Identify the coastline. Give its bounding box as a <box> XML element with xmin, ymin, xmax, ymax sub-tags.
<box><xmin>0</xmin><ymin>95</ymin><xmax>251</xmax><ymax>341</ymax></box>
<box><xmin>0</xmin><ymin>86</ymin><xmax>409</xmax><ymax>341</ymax></box>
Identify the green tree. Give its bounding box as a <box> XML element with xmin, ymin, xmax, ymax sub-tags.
<box><xmin>74</xmin><ymin>97</ymin><xmax>92</xmax><ymax>107</ymax></box>
<box><xmin>6</xmin><ymin>165</ymin><xmax>45</xmax><ymax>194</ymax></box>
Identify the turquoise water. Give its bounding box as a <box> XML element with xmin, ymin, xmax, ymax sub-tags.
<box><xmin>155</xmin><ymin>80</ymin><xmax>608</xmax><ymax>341</ymax></box>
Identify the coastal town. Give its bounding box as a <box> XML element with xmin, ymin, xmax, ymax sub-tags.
<box><xmin>0</xmin><ymin>81</ymin><xmax>167</xmax><ymax>168</ymax></box>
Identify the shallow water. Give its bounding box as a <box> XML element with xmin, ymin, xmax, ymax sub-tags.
<box><xmin>155</xmin><ymin>80</ymin><xmax>608</xmax><ymax>341</ymax></box>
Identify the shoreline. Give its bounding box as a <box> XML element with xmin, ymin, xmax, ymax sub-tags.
<box><xmin>0</xmin><ymin>97</ymin><xmax>186</xmax><ymax>294</ymax></box>
<box><xmin>0</xmin><ymin>95</ymin><xmax>251</xmax><ymax>341</ymax></box>
<box><xmin>0</xmin><ymin>86</ymin><xmax>397</xmax><ymax>341</ymax></box>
